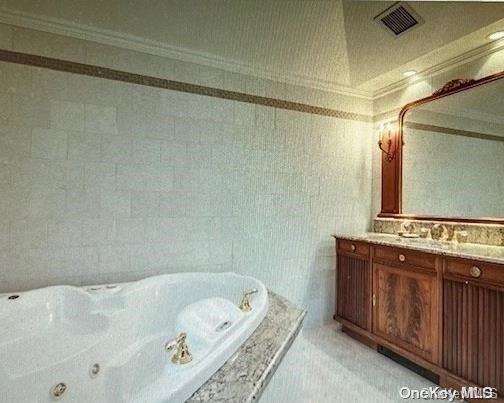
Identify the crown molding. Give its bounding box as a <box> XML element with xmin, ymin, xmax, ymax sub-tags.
<box><xmin>372</xmin><ymin>38</ymin><xmax>504</xmax><ymax>99</ymax></box>
<box><xmin>0</xmin><ymin>7</ymin><xmax>374</xmax><ymax>100</ymax></box>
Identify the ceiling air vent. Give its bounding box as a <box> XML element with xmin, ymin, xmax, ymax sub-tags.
<box><xmin>374</xmin><ymin>2</ymin><xmax>424</xmax><ymax>37</ymax></box>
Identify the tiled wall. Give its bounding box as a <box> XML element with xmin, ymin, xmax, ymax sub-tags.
<box><xmin>0</xmin><ymin>23</ymin><xmax>373</xmax><ymax>327</ymax></box>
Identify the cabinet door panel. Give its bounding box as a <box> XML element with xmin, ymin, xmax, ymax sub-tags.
<box><xmin>443</xmin><ymin>279</ymin><xmax>504</xmax><ymax>395</ymax></box>
<box><xmin>336</xmin><ymin>254</ymin><xmax>370</xmax><ymax>330</ymax></box>
<box><xmin>373</xmin><ymin>263</ymin><xmax>438</xmax><ymax>363</ymax></box>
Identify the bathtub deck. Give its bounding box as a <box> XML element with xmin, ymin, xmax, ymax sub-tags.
<box><xmin>186</xmin><ymin>291</ymin><xmax>306</xmax><ymax>403</ymax></box>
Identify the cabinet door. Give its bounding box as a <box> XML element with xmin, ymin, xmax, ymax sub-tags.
<box><xmin>373</xmin><ymin>262</ymin><xmax>439</xmax><ymax>363</ymax></box>
<box><xmin>443</xmin><ymin>279</ymin><xmax>504</xmax><ymax>395</ymax></box>
<box><xmin>336</xmin><ymin>254</ymin><xmax>371</xmax><ymax>331</ymax></box>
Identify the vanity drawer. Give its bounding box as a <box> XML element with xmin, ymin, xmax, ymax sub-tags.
<box><xmin>337</xmin><ymin>239</ymin><xmax>369</xmax><ymax>258</ymax></box>
<box><xmin>373</xmin><ymin>245</ymin><xmax>436</xmax><ymax>270</ymax></box>
<box><xmin>444</xmin><ymin>258</ymin><xmax>504</xmax><ymax>286</ymax></box>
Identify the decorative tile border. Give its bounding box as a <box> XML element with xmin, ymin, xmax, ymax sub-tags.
<box><xmin>405</xmin><ymin>121</ymin><xmax>504</xmax><ymax>143</ymax></box>
<box><xmin>374</xmin><ymin>217</ymin><xmax>504</xmax><ymax>247</ymax></box>
<box><xmin>0</xmin><ymin>49</ymin><xmax>372</xmax><ymax>122</ymax></box>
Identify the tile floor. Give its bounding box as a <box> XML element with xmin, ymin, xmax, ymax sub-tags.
<box><xmin>261</xmin><ymin>323</ymin><xmax>437</xmax><ymax>402</ymax></box>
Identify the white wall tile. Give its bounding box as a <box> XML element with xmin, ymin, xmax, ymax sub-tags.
<box><xmin>0</xmin><ymin>126</ymin><xmax>32</xmax><ymax>161</ymax></box>
<box><xmin>0</xmin><ymin>220</ymin><xmax>9</xmax><ymax>250</ymax></box>
<box><xmin>161</xmin><ymin>142</ymin><xmax>187</xmax><ymax>165</ymax></box>
<box><xmin>62</xmin><ymin>247</ymin><xmax>100</xmax><ymax>276</ymax></box>
<box><xmin>85</xmin><ymin>104</ymin><xmax>118</xmax><ymax>134</ymax></box>
<box><xmin>84</xmin><ymin>162</ymin><xmax>116</xmax><ymax>190</ymax></box>
<box><xmin>0</xmin><ymin>93</ymin><xmax>12</xmax><ymax>124</ymax></box>
<box><xmin>116</xmin><ymin>163</ymin><xmax>173</xmax><ymax>192</ymax></box>
<box><xmin>255</xmin><ymin>105</ymin><xmax>276</xmax><ymax>129</ymax></box>
<box><xmin>81</xmin><ymin>218</ymin><xmax>114</xmax><ymax>246</ymax></box>
<box><xmin>10</xmin><ymin>218</ymin><xmax>48</xmax><ymax>250</ymax></box>
<box><xmin>10</xmin><ymin>94</ymin><xmax>50</xmax><ymax>128</ymax></box>
<box><xmin>234</xmin><ymin>102</ymin><xmax>255</xmax><ymax>127</ymax></box>
<box><xmin>98</xmin><ymin>245</ymin><xmax>131</xmax><ymax>273</ymax></box>
<box><xmin>29</xmin><ymin>188</ymin><xmax>66</xmax><ymax>218</ymax></box>
<box><xmin>0</xmin><ymin>62</ymin><xmax>32</xmax><ymax>96</ymax></box>
<box><xmin>114</xmin><ymin>218</ymin><xmax>145</xmax><ymax>244</ymax></box>
<box><xmin>131</xmin><ymin>191</ymin><xmax>160</xmax><ymax>217</ymax></box>
<box><xmin>101</xmin><ymin>135</ymin><xmax>132</xmax><ymax>162</ymax></box>
<box><xmin>100</xmin><ymin>190</ymin><xmax>130</xmax><ymax>218</ymax></box>
<box><xmin>65</xmin><ymin>191</ymin><xmax>101</xmax><ymax>218</ymax></box>
<box><xmin>131</xmin><ymin>139</ymin><xmax>161</xmax><ymax>163</ymax></box>
<box><xmin>68</xmin><ymin>132</ymin><xmax>101</xmax><ymax>161</ymax></box>
<box><xmin>48</xmin><ymin>219</ymin><xmax>82</xmax><ymax>247</ymax></box>
<box><xmin>159</xmin><ymin>192</ymin><xmax>187</xmax><ymax>217</ymax></box>
<box><xmin>31</xmin><ymin>128</ymin><xmax>67</xmax><ymax>160</ymax></box>
<box><xmin>50</xmin><ymin>100</ymin><xmax>85</xmax><ymax>131</ymax></box>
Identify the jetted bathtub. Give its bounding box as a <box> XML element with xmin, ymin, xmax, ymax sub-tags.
<box><xmin>0</xmin><ymin>272</ymin><xmax>268</xmax><ymax>403</ymax></box>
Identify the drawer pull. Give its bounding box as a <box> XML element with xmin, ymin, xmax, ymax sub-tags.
<box><xmin>470</xmin><ymin>266</ymin><xmax>481</xmax><ymax>278</ymax></box>
<box><xmin>398</xmin><ymin>254</ymin><xmax>406</xmax><ymax>262</ymax></box>
<box><xmin>351</xmin><ymin>244</ymin><xmax>356</xmax><ymax>251</ymax></box>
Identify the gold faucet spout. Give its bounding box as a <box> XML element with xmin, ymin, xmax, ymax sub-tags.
<box><xmin>239</xmin><ymin>288</ymin><xmax>258</xmax><ymax>312</ymax></box>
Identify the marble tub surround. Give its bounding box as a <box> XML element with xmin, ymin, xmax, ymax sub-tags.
<box><xmin>374</xmin><ymin>218</ymin><xmax>504</xmax><ymax>247</ymax></box>
<box><xmin>188</xmin><ymin>291</ymin><xmax>306</xmax><ymax>402</ymax></box>
<box><xmin>333</xmin><ymin>232</ymin><xmax>504</xmax><ymax>265</ymax></box>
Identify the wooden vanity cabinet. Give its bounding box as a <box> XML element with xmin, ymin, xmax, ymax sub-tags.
<box><xmin>334</xmin><ymin>238</ymin><xmax>504</xmax><ymax>398</ymax></box>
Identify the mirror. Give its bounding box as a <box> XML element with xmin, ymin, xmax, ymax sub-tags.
<box><xmin>401</xmin><ymin>76</ymin><xmax>504</xmax><ymax>219</ymax></box>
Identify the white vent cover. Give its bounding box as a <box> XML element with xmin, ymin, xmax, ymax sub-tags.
<box><xmin>374</xmin><ymin>2</ymin><xmax>424</xmax><ymax>37</ymax></box>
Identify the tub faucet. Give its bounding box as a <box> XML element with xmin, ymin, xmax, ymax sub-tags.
<box><xmin>239</xmin><ymin>289</ymin><xmax>258</xmax><ymax>312</ymax></box>
<box><xmin>165</xmin><ymin>332</ymin><xmax>192</xmax><ymax>364</ymax></box>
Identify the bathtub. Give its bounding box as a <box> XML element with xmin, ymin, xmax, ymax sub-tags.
<box><xmin>0</xmin><ymin>272</ymin><xmax>268</xmax><ymax>403</ymax></box>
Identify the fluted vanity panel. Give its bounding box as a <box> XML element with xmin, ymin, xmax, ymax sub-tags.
<box><xmin>336</xmin><ymin>254</ymin><xmax>370</xmax><ymax>331</ymax></box>
<box><xmin>443</xmin><ymin>279</ymin><xmax>504</xmax><ymax>394</ymax></box>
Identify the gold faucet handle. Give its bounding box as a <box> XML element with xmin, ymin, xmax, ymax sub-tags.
<box><xmin>166</xmin><ymin>332</ymin><xmax>192</xmax><ymax>364</ymax></box>
<box><xmin>165</xmin><ymin>332</ymin><xmax>187</xmax><ymax>352</ymax></box>
<box><xmin>176</xmin><ymin>332</ymin><xmax>187</xmax><ymax>344</ymax></box>
<box><xmin>239</xmin><ymin>288</ymin><xmax>258</xmax><ymax>312</ymax></box>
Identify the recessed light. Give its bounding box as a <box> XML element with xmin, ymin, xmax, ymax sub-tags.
<box><xmin>403</xmin><ymin>70</ymin><xmax>417</xmax><ymax>77</ymax></box>
<box><xmin>488</xmin><ymin>31</ymin><xmax>504</xmax><ymax>40</ymax></box>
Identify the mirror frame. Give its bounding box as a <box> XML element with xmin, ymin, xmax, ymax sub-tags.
<box><xmin>379</xmin><ymin>70</ymin><xmax>504</xmax><ymax>225</ymax></box>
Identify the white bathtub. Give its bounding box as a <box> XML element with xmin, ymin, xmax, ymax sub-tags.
<box><xmin>0</xmin><ymin>272</ymin><xmax>268</xmax><ymax>403</ymax></box>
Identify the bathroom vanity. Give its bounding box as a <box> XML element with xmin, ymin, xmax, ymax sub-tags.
<box><xmin>335</xmin><ymin>69</ymin><xmax>504</xmax><ymax>399</ymax></box>
<box><xmin>334</xmin><ymin>234</ymin><xmax>504</xmax><ymax>396</ymax></box>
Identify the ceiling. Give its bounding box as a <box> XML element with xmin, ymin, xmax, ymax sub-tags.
<box><xmin>0</xmin><ymin>0</ymin><xmax>503</xmax><ymax>95</ymax></box>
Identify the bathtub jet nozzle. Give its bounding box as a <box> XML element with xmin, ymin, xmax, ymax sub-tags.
<box><xmin>239</xmin><ymin>289</ymin><xmax>258</xmax><ymax>312</ymax></box>
<box><xmin>165</xmin><ymin>332</ymin><xmax>192</xmax><ymax>365</ymax></box>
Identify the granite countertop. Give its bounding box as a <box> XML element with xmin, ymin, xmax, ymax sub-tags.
<box><xmin>187</xmin><ymin>291</ymin><xmax>306</xmax><ymax>403</ymax></box>
<box><xmin>333</xmin><ymin>232</ymin><xmax>504</xmax><ymax>265</ymax></box>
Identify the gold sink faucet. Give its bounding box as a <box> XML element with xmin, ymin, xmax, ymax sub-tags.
<box><xmin>239</xmin><ymin>288</ymin><xmax>258</xmax><ymax>312</ymax></box>
<box><xmin>431</xmin><ymin>223</ymin><xmax>446</xmax><ymax>241</ymax></box>
<box><xmin>165</xmin><ymin>332</ymin><xmax>192</xmax><ymax>364</ymax></box>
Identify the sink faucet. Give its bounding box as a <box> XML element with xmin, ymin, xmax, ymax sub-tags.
<box><xmin>239</xmin><ymin>289</ymin><xmax>258</xmax><ymax>312</ymax></box>
<box><xmin>431</xmin><ymin>224</ymin><xmax>446</xmax><ymax>241</ymax></box>
<box><xmin>401</xmin><ymin>220</ymin><xmax>414</xmax><ymax>235</ymax></box>
<box><xmin>165</xmin><ymin>332</ymin><xmax>192</xmax><ymax>364</ymax></box>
